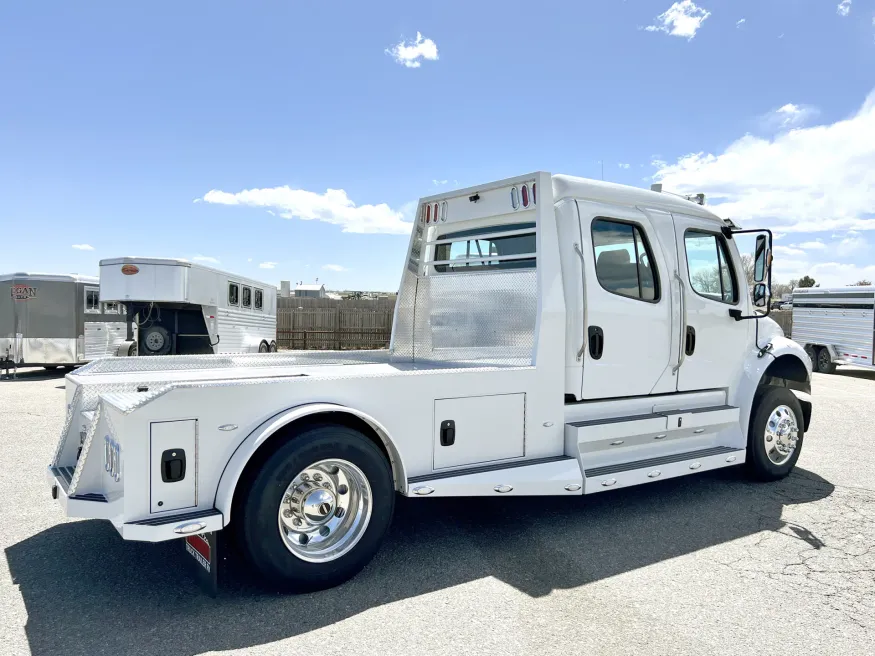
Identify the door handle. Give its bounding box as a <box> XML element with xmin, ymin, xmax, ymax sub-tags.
<box><xmin>161</xmin><ymin>449</ymin><xmax>187</xmax><ymax>483</ymax></box>
<box><xmin>588</xmin><ymin>326</ymin><xmax>604</xmax><ymax>360</ymax></box>
<box><xmin>439</xmin><ymin>420</ymin><xmax>456</xmax><ymax>447</ymax></box>
<box><xmin>672</xmin><ymin>271</ymin><xmax>687</xmax><ymax>374</ymax></box>
<box><xmin>685</xmin><ymin>326</ymin><xmax>696</xmax><ymax>356</ymax></box>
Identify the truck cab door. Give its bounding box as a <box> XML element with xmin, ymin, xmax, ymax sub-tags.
<box><xmin>577</xmin><ymin>201</ymin><xmax>675</xmax><ymax>399</ymax></box>
<box><xmin>671</xmin><ymin>213</ymin><xmax>751</xmax><ymax>391</ymax></box>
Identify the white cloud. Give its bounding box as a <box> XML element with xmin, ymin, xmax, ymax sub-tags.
<box><xmin>259</xmin><ymin>262</ymin><xmax>277</xmax><ymax>269</ymax></box>
<box><xmin>736</xmin><ymin>18</ymin><xmax>746</xmax><ymax>27</ymax></box>
<box><xmin>837</xmin><ymin>1</ymin><xmax>851</xmax><ymax>17</ymax></box>
<box><xmin>322</xmin><ymin>264</ymin><xmax>348</xmax><ymax>272</ymax></box>
<box><xmin>247</xmin><ymin>258</ymin><xmax>253</xmax><ymax>262</ymax></box>
<box><xmin>774</xmin><ymin>245</ymin><xmax>806</xmax><ymax>257</ymax></box>
<box><xmin>618</xmin><ymin>163</ymin><xmax>631</xmax><ymax>169</ymax></box>
<box><xmin>192</xmin><ymin>255</ymin><xmax>220</xmax><ymax>264</ymax></box>
<box><xmin>432</xmin><ymin>179</ymin><xmax>448</xmax><ymax>186</ymax></box>
<box><xmin>201</xmin><ymin>186</ymin><xmax>412</xmax><ymax>235</ymax></box>
<box><xmin>645</xmin><ymin>1</ymin><xmax>711</xmax><ymax>40</ymax></box>
<box><xmin>836</xmin><ymin>232</ymin><xmax>867</xmax><ymax>256</ymax></box>
<box><xmin>796</xmin><ymin>240</ymin><xmax>827</xmax><ymax>250</ymax></box>
<box><xmin>652</xmin><ymin>89</ymin><xmax>875</xmax><ymax>234</ymax></box>
<box><xmin>71</xmin><ymin>244</ymin><xmax>94</xmax><ymax>251</ymax></box>
<box><xmin>386</xmin><ymin>32</ymin><xmax>439</xmax><ymax>68</ymax></box>
<box><xmin>766</xmin><ymin>103</ymin><xmax>818</xmax><ymax>129</ymax></box>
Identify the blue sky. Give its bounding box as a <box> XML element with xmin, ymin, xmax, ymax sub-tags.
<box><xmin>2</xmin><ymin>0</ymin><xmax>874</xmax><ymax>291</ymax></box>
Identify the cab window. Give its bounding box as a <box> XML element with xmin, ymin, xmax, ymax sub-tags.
<box><xmin>591</xmin><ymin>219</ymin><xmax>659</xmax><ymax>302</ymax></box>
<box><xmin>684</xmin><ymin>231</ymin><xmax>738</xmax><ymax>304</ymax></box>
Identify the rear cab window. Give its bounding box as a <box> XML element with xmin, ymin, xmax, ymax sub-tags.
<box><xmin>432</xmin><ymin>223</ymin><xmax>536</xmax><ymax>273</ymax></box>
<box><xmin>591</xmin><ymin>218</ymin><xmax>660</xmax><ymax>302</ymax></box>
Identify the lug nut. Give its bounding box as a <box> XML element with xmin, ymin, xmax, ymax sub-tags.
<box><xmin>313</xmin><ymin>473</ymin><xmax>323</xmax><ymax>482</ymax></box>
<box><xmin>283</xmin><ymin>509</ymin><xmax>293</xmax><ymax>518</ymax></box>
<box><xmin>301</xmin><ymin>473</ymin><xmax>310</xmax><ymax>481</ymax></box>
<box><xmin>293</xmin><ymin>518</ymin><xmax>302</xmax><ymax>527</ymax></box>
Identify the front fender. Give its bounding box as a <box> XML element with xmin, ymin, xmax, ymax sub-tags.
<box><xmin>736</xmin><ymin>334</ymin><xmax>812</xmax><ymax>440</ymax></box>
<box><xmin>213</xmin><ymin>403</ymin><xmax>407</xmax><ymax>525</ymax></box>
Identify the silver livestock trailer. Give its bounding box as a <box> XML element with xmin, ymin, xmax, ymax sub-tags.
<box><xmin>0</xmin><ymin>273</ymin><xmax>129</xmax><ymax>373</ymax></box>
<box><xmin>791</xmin><ymin>286</ymin><xmax>875</xmax><ymax>373</ymax></box>
<box><xmin>99</xmin><ymin>257</ymin><xmax>277</xmax><ymax>356</ymax></box>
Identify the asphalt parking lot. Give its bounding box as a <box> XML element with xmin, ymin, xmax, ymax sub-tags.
<box><xmin>1</xmin><ymin>367</ymin><xmax>874</xmax><ymax>656</ymax></box>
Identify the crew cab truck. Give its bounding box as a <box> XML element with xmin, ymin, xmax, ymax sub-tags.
<box><xmin>47</xmin><ymin>173</ymin><xmax>812</xmax><ymax>592</ymax></box>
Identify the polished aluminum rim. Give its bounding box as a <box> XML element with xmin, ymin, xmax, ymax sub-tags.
<box><xmin>764</xmin><ymin>404</ymin><xmax>799</xmax><ymax>465</ymax></box>
<box><xmin>277</xmin><ymin>459</ymin><xmax>372</xmax><ymax>563</ymax></box>
<box><xmin>145</xmin><ymin>330</ymin><xmax>165</xmax><ymax>351</ymax></box>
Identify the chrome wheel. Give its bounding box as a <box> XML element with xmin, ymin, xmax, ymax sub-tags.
<box><xmin>277</xmin><ymin>459</ymin><xmax>372</xmax><ymax>563</ymax></box>
<box><xmin>764</xmin><ymin>405</ymin><xmax>799</xmax><ymax>465</ymax></box>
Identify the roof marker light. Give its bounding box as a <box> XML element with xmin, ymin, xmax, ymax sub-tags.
<box><xmin>426</xmin><ymin>204</ymin><xmax>431</xmax><ymax>223</ymax></box>
<box><xmin>521</xmin><ymin>184</ymin><xmax>529</xmax><ymax>208</ymax></box>
<box><xmin>532</xmin><ymin>182</ymin><xmax>537</xmax><ymax>204</ymax></box>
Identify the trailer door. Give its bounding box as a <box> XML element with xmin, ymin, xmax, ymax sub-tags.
<box><xmin>577</xmin><ymin>201</ymin><xmax>675</xmax><ymax>399</ymax></box>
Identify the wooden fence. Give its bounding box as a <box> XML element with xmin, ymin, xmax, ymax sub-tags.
<box><xmin>277</xmin><ymin>297</ymin><xmax>396</xmax><ymax>350</ymax></box>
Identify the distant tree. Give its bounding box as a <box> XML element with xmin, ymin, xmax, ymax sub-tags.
<box><xmin>797</xmin><ymin>275</ymin><xmax>816</xmax><ymax>288</ymax></box>
<box><xmin>852</xmin><ymin>279</ymin><xmax>872</xmax><ymax>286</ymax></box>
<box><xmin>739</xmin><ymin>254</ymin><xmax>756</xmax><ymax>287</ymax></box>
<box><xmin>771</xmin><ymin>281</ymin><xmax>794</xmax><ymax>298</ymax></box>
<box><xmin>691</xmin><ymin>266</ymin><xmax>721</xmax><ymax>295</ymax></box>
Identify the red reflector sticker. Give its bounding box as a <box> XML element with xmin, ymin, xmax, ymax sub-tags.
<box><xmin>185</xmin><ymin>534</ymin><xmax>211</xmax><ymax>572</ymax></box>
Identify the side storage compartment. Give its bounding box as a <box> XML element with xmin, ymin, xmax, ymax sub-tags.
<box><xmin>433</xmin><ymin>394</ymin><xmax>525</xmax><ymax>470</ymax></box>
<box><xmin>150</xmin><ymin>419</ymin><xmax>197</xmax><ymax>513</ymax></box>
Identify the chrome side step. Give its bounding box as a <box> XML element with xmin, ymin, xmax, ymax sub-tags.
<box><xmin>584</xmin><ymin>446</ymin><xmax>738</xmax><ymax>477</ymax></box>
<box><xmin>408</xmin><ymin>455</ymin><xmax>575</xmax><ymax>484</ymax></box>
<box><xmin>122</xmin><ymin>508</ymin><xmax>224</xmax><ymax>542</ymax></box>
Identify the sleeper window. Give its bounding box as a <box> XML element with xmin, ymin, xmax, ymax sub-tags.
<box><xmin>254</xmin><ymin>289</ymin><xmax>263</xmax><ymax>311</ymax></box>
<box><xmin>242</xmin><ymin>286</ymin><xmax>252</xmax><ymax>308</ymax></box>
<box><xmin>591</xmin><ymin>219</ymin><xmax>660</xmax><ymax>302</ymax></box>
<box><xmin>684</xmin><ymin>232</ymin><xmax>738</xmax><ymax>304</ymax></box>
<box><xmin>228</xmin><ymin>283</ymin><xmax>239</xmax><ymax>306</ymax></box>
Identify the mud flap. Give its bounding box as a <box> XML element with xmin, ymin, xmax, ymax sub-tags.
<box><xmin>184</xmin><ymin>531</ymin><xmax>219</xmax><ymax>597</ymax></box>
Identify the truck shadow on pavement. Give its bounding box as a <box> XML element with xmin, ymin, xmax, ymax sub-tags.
<box><xmin>6</xmin><ymin>467</ymin><xmax>834</xmax><ymax>656</ymax></box>
<box><xmin>0</xmin><ymin>367</ymin><xmax>68</xmax><ymax>383</ymax></box>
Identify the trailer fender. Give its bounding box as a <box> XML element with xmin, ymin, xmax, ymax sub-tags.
<box><xmin>736</xmin><ymin>334</ymin><xmax>812</xmax><ymax>439</ymax></box>
<box><xmin>213</xmin><ymin>403</ymin><xmax>407</xmax><ymax>525</ymax></box>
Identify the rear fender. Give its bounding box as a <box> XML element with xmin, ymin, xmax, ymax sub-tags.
<box><xmin>213</xmin><ymin>403</ymin><xmax>406</xmax><ymax>525</ymax></box>
<box><xmin>736</xmin><ymin>335</ymin><xmax>812</xmax><ymax>438</ymax></box>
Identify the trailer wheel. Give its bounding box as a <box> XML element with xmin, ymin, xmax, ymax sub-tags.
<box><xmin>140</xmin><ymin>325</ymin><xmax>172</xmax><ymax>355</ymax></box>
<box><xmin>269</xmin><ymin>341</ymin><xmax>278</xmax><ymax>352</ymax></box>
<box><xmin>816</xmin><ymin>348</ymin><xmax>836</xmax><ymax>374</ymax></box>
<box><xmin>236</xmin><ymin>424</ymin><xmax>394</xmax><ymax>591</ymax></box>
<box><xmin>747</xmin><ymin>387</ymin><xmax>804</xmax><ymax>481</ymax></box>
<box><xmin>258</xmin><ymin>341</ymin><xmax>269</xmax><ymax>353</ymax></box>
<box><xmin>803</xmin><ymin>344</ymin><xmax>817</xmax><ymax>367</ymax></box>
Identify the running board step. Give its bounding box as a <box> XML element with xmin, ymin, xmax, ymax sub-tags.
<box><xmin>406</xmin><ymin>456</ymin><xmax>583</xmax><ymax>497</ymax></box>
<box><xmin>584</xmin><ymin>446</ymin><xmax>744</xmax><ymax>494</ymax></box>
<box><xmin>121</xmin><ymin>508</ymin><xmax>224</xmax><ymax>542</ymax></box>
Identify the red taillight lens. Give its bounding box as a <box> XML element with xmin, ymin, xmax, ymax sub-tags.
<box><xmin>532</xmin><ymin>183</ymin><xmax>536</xmax><ymax>204</ymax></box>
<box><xmin>521</xmin><ymin>184</ymin><xmax>529</xmax><ymax>208</ymax></box>
<box><xmin>426</xmin><ymin>204</ymin><xmax>431</xmax><ymax>223</ymax></box>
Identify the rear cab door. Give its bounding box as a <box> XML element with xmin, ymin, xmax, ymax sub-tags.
<box><xmin>576</xmin><ymin>200</ymin><xmax>676</xmax><ymax>399</ymax></box>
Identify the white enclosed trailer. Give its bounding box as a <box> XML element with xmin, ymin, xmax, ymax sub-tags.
<box><xmin>1</xmin><ymin>273</ymin><xmax>129</xmax><ymax>371</ymax></box>
<box><xmin>99</xmin><ymin>257</ymin><xmax>277</xmax><ymax>356</ymax></box>
<box><xmin>791</xmin><ymin>286</ymin><xmax>875</xmax><ymax>373</ymax></box>
<box><xmin>49</xmin><ymin>173</ymin><xmax>811</xmax><ymax>592</ymax></box>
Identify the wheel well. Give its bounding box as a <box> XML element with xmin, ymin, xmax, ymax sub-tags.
<box><xmin>759</xmin><ymin>354</ymin><xmax>812</xmax><ymax>431</ymax></box>
<box><xmin>229</xmin><ymin>411</ymin><xmax>402</xmax><ymax>527</ymax></box>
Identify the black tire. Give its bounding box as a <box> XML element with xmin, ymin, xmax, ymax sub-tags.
<box><xmin>258</xmin><ymin>341</ymin><xmax>269</xmax><ymax>353</ymax></box>
<box><xmin>269</xmin><ymin>341</ymin><xmax>278</xmax><ymax>352</ymax></box>
<box><xmin>816</xmin><ymin>347</ymin><xmax>836</xmax><ymax>374</ymax></box>
<box><xmin>128</xmin><ymin>342</ymin><xmax>137</xmax><ymax>357</ymax></box>
<box><xmin>747</xmin><ymin>386</ymin><xmax>804</xmax><ymax>481</ymax></box>
<box><xmin>141</xmin><ymin>325</ymin><xmax>171</xmax><ymax>355</ymax></box>
<box><xmin>803</xmin><ymin>344</ymin><xmax>818</xmax><ymax>367</ymax></box>
<box><xmin>236</xmin><ymin>424</ymin><xmax>395</xmax><ymax>592</ymax></box>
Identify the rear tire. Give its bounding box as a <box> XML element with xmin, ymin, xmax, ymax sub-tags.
<box><xmin>747</xmin><ymin>386</ymin><xmax>804</xmax><ymax>481</ymax></box>
<box><xmin>258</xmin><ymin>341</ymin><xmax>269</xmax><ymax>353</ymax></box>
<box><xmin>816</xmin><ymin>348</ymin><xmax>836</xmax><ymax>374</ymax></box>
<box><xmin>235</xmin><ymin>424</ymin><xmax>395</xmax><ymax>592</ymax></box>
<box><xmin>269</xmin><ymin>341</ymin><xmax>278</xmax><ymax>352</ymax></box>
<box><xmin>803</xmin><ymin>344</ymin><xmax>817</xmax><ymax>367</ymax></box>
<box><xmin>141</xmin><ymin>325</ymin><xmax>172</xmax><ymax>355</ymax></box>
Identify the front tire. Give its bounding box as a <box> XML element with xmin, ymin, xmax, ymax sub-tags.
<box><xmin>236</xmin><ymin>424</ymin><xmax>395</xmax><ymax>592</ymax></box>
<box><xmin>816</xmin><ymin>348</ymin><xmax>836</xmax><ymax>374</ymax></box>
<box><xmin>747</xmin><ymin>387</ymin><xmax>804</xmax><ymax>481</ymax></box>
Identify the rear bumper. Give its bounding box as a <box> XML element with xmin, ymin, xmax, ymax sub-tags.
<box><xmin>47</xmin><ymin>466</ymin><xmax>223</xmax><ymax>542</ymax></box>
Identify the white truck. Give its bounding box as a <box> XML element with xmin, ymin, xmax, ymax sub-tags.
<box><xmin>99</xmin><ymin>257</ymin><xmax>278</xmax><ymax>356</ymax></box>
<box><xmin>47</xmin><ymin>173</ymin><xmax>812</xmax><ymax>592</ymax></box>
<box><xmin>791</xmin><ymin>285</ymin><xmax>875</xmax><ymax>373</ymax></box>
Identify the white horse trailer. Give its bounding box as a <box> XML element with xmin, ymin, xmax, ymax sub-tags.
<box><xmin>1</xmin><ymin>273</ymin><xmax>129</xmax><ymax>371</ymax></box>
<box><xmin>99</xmin><ymin>258</ymin><xmax>277</xmax><ymax>356</ymax></box>
<box><xmin>791</xmin><ymin>286</ymin><xmax>875</xmax><ymax>373</ymax></box>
